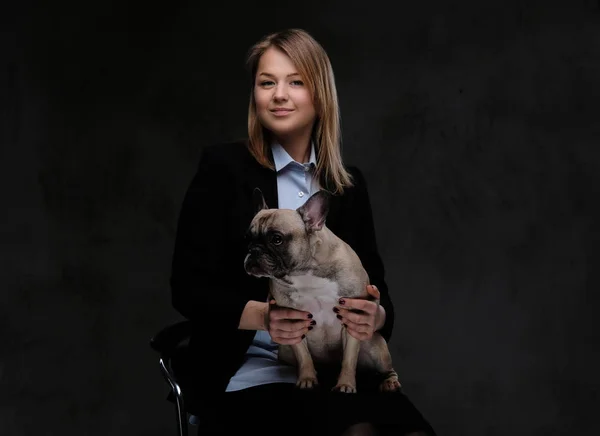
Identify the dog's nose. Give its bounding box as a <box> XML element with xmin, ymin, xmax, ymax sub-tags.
<box><xmin>249</xmin><ymin>246</ymin><xmax>261</xmax><ymax>257</ymax></box>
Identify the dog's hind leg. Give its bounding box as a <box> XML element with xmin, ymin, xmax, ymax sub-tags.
<box><xmin>358</xmin><ymin>334</ymin><xmax>402</xmax><ymax>392</ymax></box>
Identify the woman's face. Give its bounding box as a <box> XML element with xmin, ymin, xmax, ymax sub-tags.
<box><xmin>254</xmin><ymin>47</ymin><xmax>317</xmax><ymax>143</ymax></box>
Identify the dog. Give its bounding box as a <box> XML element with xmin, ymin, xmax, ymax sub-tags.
<box><xmin>243</xmin><ymin>188</ymin><xmax>401</xmax><ymax>393</ymax></box>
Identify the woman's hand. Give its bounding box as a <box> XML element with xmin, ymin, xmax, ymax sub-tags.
<box><xmin>265</xmin><ymin>299</ymin><xmax>316</xmax><ymax>345</ymax></box>
<box><xmin>334</xmin><ymin>285</ymin><xmax>385</xmax><ymax>341</ymax></box>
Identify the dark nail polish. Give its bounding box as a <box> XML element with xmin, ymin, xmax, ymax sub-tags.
<box><xmin>308</xmin><ymin>326</ymin><xmax>313</xmax><ymax>330</ymax></box>
<box><xmin>339</xmin><ymin>299</ymin><xmax>345</xmax><ymax>305</ymax></box>
<box><xmin>333</xmin><ymin>307</ymin><xmax>340</xmax><ymax>313</ymax></box>
<box><xmin>307</xmin><ymin>313</ymin><xmax>313</xmax><ymax>319</ymax></box>
<box><xmin>310</xmin><ymin>320</ymin><xmax>316</xmax><ymax>325</ymax></box>
<box><xmin>302</xmin><ymin>334</ymin><xmax>306</xmax><ymax>339</ymax></box>
<box><xmin>343</xmin><ymin>324</ymin><xmax>347</xmax><ymax>328</ymax></box>
<box><xmin>336</xmin><ymin>314</ymin><xmax>342</xmax><ymax>320</ymax></box>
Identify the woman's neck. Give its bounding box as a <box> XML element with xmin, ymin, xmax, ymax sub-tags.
<box><xmin>275</xmin><ymin>136</ymin><xmax>311</xmax><ymax>163</ymax></box>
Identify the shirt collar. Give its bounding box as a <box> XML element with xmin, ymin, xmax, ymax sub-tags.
<box><xmin>271</xmin><ymin>141</ymin><xmax>317</xmax><ymax>172</ymax></box>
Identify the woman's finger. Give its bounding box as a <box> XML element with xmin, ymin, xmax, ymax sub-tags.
<box><xmin>344</xmin><ymin>321</ymin><xmax>371</xmax><ymax>334</ymax></box>
<box><xmin>366</xmin><ymin>285</ymin><xmax>380</xmax><ymax>300</ymax></box>
<box><xmin>273</xmin><ymin>336</ymin><xmax>306</xmax><ymax>345</ymax></box>
<box><xmin>335</xmin><ymin>308</ymin><xmax>371</xmax><ymax>325</ymax></box>
<box><xmin>272</xmin><ymin>319</ymin><xmax>311</xmax><ymax>332</ymax></box>
<box><xmin>338</xmin><ymin>298</ymin><xmax>377</xmax><ymax>315</ymax></box>
<box><xmin>270</xmin><ymin>307</ymin><xmax>313</xmax><ymax>321</ymax></box>
<box><xmin>272</xmin><ymin>329</ymin><xmax>309</xmax><ymax>344</ymax></box>
<box><xmin>272</xmin><ymin>327</ymin><xmax>308</xmax><ymax>339</ymax></box>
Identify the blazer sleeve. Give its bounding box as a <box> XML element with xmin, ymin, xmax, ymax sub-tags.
<box><xmin>350</xmin><ymin>167</ymin><xmax>396</xmax><ymax>342</ymax></box>
<box><xmin>169</xmin><ymin>145</ymin><xmax>249</xmax><ymax>334</ymax></box>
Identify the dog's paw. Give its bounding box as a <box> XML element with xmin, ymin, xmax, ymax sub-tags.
<box><xmin>332</xmin><ymin>383</ymin><xmax>357</xmax><ymax>394</ymax></box>
<box><xmin>296</xmin><ymin>376</ymin><xmax>319</xmax><ymax>389</ymax></box>
<box><xmin>379</xmin><ymin>376</ymin><xmax>402</xmax><ymax>393</ymax></box>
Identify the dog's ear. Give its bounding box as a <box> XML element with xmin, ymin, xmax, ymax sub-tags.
<box><xmin>297</xmin><ymin>190</ymin><xmax>330</xmax><ymax>232</ymax></box>
<box><xmin>252</xmin><ymin>187</ymin><xmax>268</xmax><ymax>214</ymax></box>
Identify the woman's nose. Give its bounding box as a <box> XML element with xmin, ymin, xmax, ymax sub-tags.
<box><xmin>273</xmin><ymin>85</ymin><xmax>288</xmax><ymax>101</ymax></box>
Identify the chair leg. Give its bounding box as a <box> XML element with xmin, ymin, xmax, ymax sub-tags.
<box><xmin>174</xmin><ymin>392</ymin><xmax>188</xmax><ymax>436</ymax></box>
<box><xmin>159</xmin><ymin>357</ymin><xmax>188</xmax><ymax>436</ymax></box>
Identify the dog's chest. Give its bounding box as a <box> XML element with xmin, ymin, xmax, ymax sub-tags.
<box><xmin>275</xmin><ymin>273</ymin><xmax>341</xmax><ymax>327</ymax></box>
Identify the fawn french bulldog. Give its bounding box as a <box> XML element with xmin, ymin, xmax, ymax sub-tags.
<box><xmin>244</xmin><ymin>188</ymin><xmax>401</xmax><ymax>393</ymax></box>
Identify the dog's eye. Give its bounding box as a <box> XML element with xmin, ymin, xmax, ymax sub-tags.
<box><xmin>270</xmin><ymin>234</ymin><xmax>283</xmax><ymax>245</ymax></box>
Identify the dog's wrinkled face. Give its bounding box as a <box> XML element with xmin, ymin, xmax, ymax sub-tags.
<box><xmin>244</xmin><ymin>189</ymin><xmax>329</xmax><ymax>279</ymax></box>
<box><xmin>244</xmin><ymin>209</ymin><xmax>308</xmax><ymax>278</ymax></box>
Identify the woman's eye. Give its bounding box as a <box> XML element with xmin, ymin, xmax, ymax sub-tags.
<box><xmin>258</xmin><ymin>80</ymin><xmax>303</xmax><ymax>87</ymax></box>
<box><xmin>271</xmin><ymin>235</ymin><xmax>283</xmax><ymax>245</ymax></box>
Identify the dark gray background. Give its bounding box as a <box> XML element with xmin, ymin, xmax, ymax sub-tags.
<box><xmin>2</xmin><ymin>0</ymin><xmax>599</xmax><ymax>435</ymax></box>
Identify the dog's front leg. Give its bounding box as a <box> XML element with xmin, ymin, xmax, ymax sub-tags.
<box><xmin>291</xmin><ymin>340</ymin><xmax>319</xmax><ymax>389</ymax></box>
<box><xmin>333</xmin><ymin>329</ymin><xmax>360</xmax><ymax>393</ymax></box>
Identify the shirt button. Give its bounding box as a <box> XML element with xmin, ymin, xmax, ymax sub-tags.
<box><xmin>298</xmin><ymin>191</ymin><xmax>304</xmax><ymax>197</ymax></box>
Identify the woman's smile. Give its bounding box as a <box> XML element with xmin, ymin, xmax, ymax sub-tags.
<box><xmin>270</xmin><ymin>108</ymin><xmax>295</xmax><ymax>116</ymax></box>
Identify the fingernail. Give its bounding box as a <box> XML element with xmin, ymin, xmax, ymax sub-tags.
<box><xmin>307</xmin><ymin>313</ymin><xmax>313</xmax><ymax>319</ymax></box>
<box><xmin>333</xmin><ymin>307</ymin><xmax>340</xmax><ymax>313</ymax></box>
<box><xmin>302</xmin><ymin>334</ymin><xmax>306</xmax><ymax>339</ymax></box>
<box><xmin>310</xmin><ymin>320</ymin><xmax>316</xmax><ymax>325</ymax></box>
<box><xmin>336</xmin><ymin>314</ymin><xmax>342</xmax><ymax>320</ymax></box>
<box><xmin>343</xmin><ymin>324</ymin><xmax>347</xmax><ymax>328</ymax></box>
<box><xmin>308</xmin><ymin>326</ymin><xmax>313</xmax><ymax>330</ymax></box>
<box><xmin>339</xmin><ymin>299</ymin><xmax>345</xmax><ymax>305</ymax></box>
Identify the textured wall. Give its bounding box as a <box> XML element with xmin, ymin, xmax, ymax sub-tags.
<box><xmin>2</xmin><ymin>0</ymin><xmax>599</xmax><ymax>435</ymax></box>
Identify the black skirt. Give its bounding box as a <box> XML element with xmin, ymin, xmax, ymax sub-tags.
<box><xmin>195</xmin><ymin>367</ymin><xmax>437</xmax><ymax>436</ymax></box>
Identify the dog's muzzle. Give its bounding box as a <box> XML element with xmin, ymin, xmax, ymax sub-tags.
<box><xmin>244</xmin><ymin>247</ymin><xmax>264</xmax><ymax>275</ymax></box>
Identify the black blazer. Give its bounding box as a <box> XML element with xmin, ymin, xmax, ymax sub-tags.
<box><xmin>169</xmin><ymin>139</ymin><xmax>395</xmax><ymax>404</ymax></box>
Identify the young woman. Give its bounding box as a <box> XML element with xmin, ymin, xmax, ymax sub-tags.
<box><xmin>170</xmin><ymin>28</ymin><xmax>436</xmax><ymax>436</ymax></box>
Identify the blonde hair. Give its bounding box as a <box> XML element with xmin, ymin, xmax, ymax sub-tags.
<box><xmin>245</xmin><ymin>28</ymin><xmax>353</xmax><ymax>194</ymax></box>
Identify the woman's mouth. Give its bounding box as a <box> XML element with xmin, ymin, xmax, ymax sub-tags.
<box><xmin>270</xmin><ymin>109</ymin><xmax>294</xmax><ymax>117</ymax></box>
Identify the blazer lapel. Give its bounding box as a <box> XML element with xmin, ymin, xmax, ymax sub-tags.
<box><xmin>256</xmin><ymin>166</ymin><xmax>278</xmax><ymax>210</ymax></box>
<box><xmin>243</xmin><ymin>145</ymin><xmax>278</xmax><ymax>211</ymax></box>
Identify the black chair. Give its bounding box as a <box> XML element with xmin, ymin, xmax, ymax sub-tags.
<box><xmin>150</xmin><ymin>320</ymin><xmax>195</xmax><ymax>436</ymax></box>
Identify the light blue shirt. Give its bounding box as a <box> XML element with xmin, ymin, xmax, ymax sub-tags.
<box><xmin>225</xmin><ymin>141</ymin><xmax>320</xmax><ymax>392</ymax></box>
